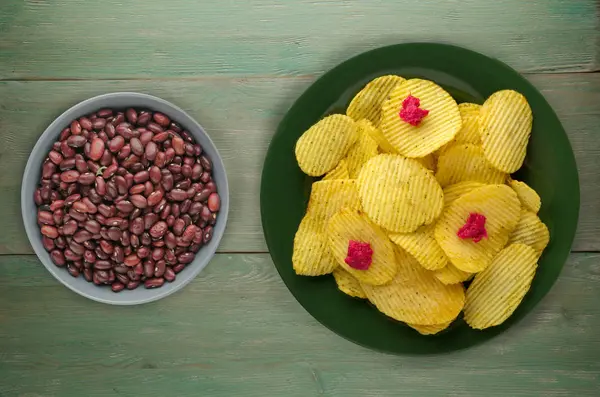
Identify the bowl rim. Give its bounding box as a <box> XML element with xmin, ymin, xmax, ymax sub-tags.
<box><xmin>21</xmin><ymin>92</ymin><xmax>229</xmax><ymax>305</ymax></box>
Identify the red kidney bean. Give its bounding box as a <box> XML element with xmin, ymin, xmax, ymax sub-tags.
<box><xmin>172</xmin><ymin>263</ymin><xmax>185</xmax><ymax>273</ymax></box>
<box><xmin>66</xmin><ymin>135</ymin><xmax>86</xmax><ymax>148</ymax></box>
<box><xmin>92</xmin><ymin>118</ymin><xmax>107</xmax><ymax>130</ymax></box>
<box><xmin>177</xmin><ymin>252</ymin><xmax>195</xmax><ymax>264</ymax></box>
<box><xmin>38</xmin><ymin>211</ymin><xmax>55</xmax><ymax>225</ymax></box>
<box><xmin>153</xmin><ymin>131</ymin><xmax>169</xmax><ymax>143</ymax></box>
<box><xmin>125</xmin><ymin>108</ymin><xmax>138</xmax><ymax>124</ymax></box>
<box><xmin>93</xmin><ymin>259</ymin><xmax>112</xmax><ymax>271</ymax></box>
<box><xmin>96</xmin><ymin>109</ymin><xmax>112</xmax><ymax>118</ymax></box>
<box><xmin>70</xmin><ymin>120</ymin><xmax>82</xmax><ymax>135</ymax></box>
<box><xmin>130</xmin><ymin>137</ymin><xmax>144</xmax><ymax>157</ymax></box>
<box><xmin>142</xmin><ymin>260</ymin><xmax>153</xmax><ymax>278</ymax></box>
<box><xmin>151</xmin><ymin>247</ymin><xmax>165</xmax><ymax>261</ymax></box>
<box><xmin>152</xmin><ymin>259</ymin><xmax>166</xmax><ymax>277</ymax></box>
<box><xmin>207</xmin><ymin>193</ymin><xmax>220</xmax><ymax>212</ymax></box>
<box><xmin>59</xmin><ymin>157</ymin><xmax>76</xmax><ymax>171</ymax></box>
<box><xmin>109</xmin><ymin>282</ymin><xmax>124</xmax><ymax>292</ymax></box>
<box><xmin>49</xmin><ymin>150</ymin><xmax>63</xmax><ymax>165</ymax></box>
<box><xmin>144</xmin><ymin>278</ymin><xmax>164</xmax><ymax>289</ymax></box>
<box><xmin>99</xmin><ymin>240</ymin><xmax>114</xmax><ymax>255</ymax></box>
<box><xmin>41</xmin><ymin>225</ymin><xmax>59</xmax><ymax>238</ymax></box>
<box><xmin>154</xmin><ymin>151</ymin><xmax>167</xmax><ymax>168</ymax></box>
<box><xmin>60</xmin><ymin>140</ymin><xmax>76</xmax><ymax>158</ymax></box>
<box><xmin>42</xmin><ymin>236</ymin><xmax>56</xmax><ymax>251</ymax></box>
<box><xmin>163</xmin><ymin>232</ymin><xmax>176</xmax><ymax>250</ymax></box>
<box><xmin>130</xmin><ymin>194</ymin><xmax>147</xmax><ymax>209</ymax></box>
<box><xmin>87</xmin><ymin>137</ymin><xmax>105</xmax><ymax>161</ymax></box>
<box><xmin>50</xmin><ymin>250</ymin><xmax>66</xmax><ymax>266</ymax></box>
<box><xmin>72</xmin><ymin>200</ymin><xmax>89</xmax><ymax>213</ymax></box>
<box><xmin>73</xmin><ymin>229</ymin><xmax>93</xmax><ymax>243</ymax></box>
<box><xmin>146</xmin><ymin>122</ymin><xmax>164</xmax><ymax>134</ymax></box>
<box><xmin>149</xmin><ymin>221</ymin><xmax>168</xmax><ymax>239</ymax></box>
<box><xmin>130</xmin><ymin>217</ymin><xmax>144</xmax><ymax>236</ymax></box>
<box><xmin>124</xmin><ymin>254</ymin><xmax>141</xmax><ymax>267</ymax></box>
<box><xmin>116</xmin><ymin>200</ymin><xmax>134</xmax><ymax>213</ymax></box>
<box><xmin>137</xmin><ymin>111</ymin><xmax>151</xmax><ymax>126</ymax></box>
<box><xmin>64</xmin><ymin>249</ymin><xmax>82</xmax><ymax>262</ymax></box>
<box><xmin>83</xmin><ymin>220</ymin><xmax>101</xmax><ymax>234</ymax></box>
<box><xmin>41</xmin><ymin>161</ymin><xmax>56</xmax><ymax>179</ymax></box>
<box><xmin>108</xmin><ymin>135</ymin><xmax>125</xmax><ymax>153</ymax></box>
<box><xmin>172</xmin><ymin>136</ymin><xmax>185</xmax><ymax>155</ymax></box>
<box><xmin>100</xmin><ymin>150</ymin><xmax>113</xmax><ymax>167</ymax></box>
<box><xmin>168</xmin><ymin>189</ymin><xmax>187</xmax><ymax>201</ymax></box>
<box><xmin>77</xmin><ymin>172</ymin><xmax>95</xmax><ymax>185</ymax></box>
<box><xmin>79</xmin><ymin>117</ymin><xmax>93</xmax><ymax>130</ymax></box>
<box><xmin>164</xmin><ymin>267</ymin><xmax>176</xmax><ymax>282</ymax></box>
<box><xmin>145</xmin><ymin>189</ymin><xmax>162</xmax><ymax>206</ymax></box>
<box><xmin>151</xmin><ymin>112</ymin><xmax>169</xmax><ymax>127</ymax></box>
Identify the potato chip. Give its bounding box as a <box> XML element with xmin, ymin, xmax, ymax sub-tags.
<box><xmin>357</xmin><ymin>154</ymin><xmax>444</xmax><ymax>233</ymax></box>
<box><xmin>435</xmin><ymin>184</ymin><xmax>521</xmax><ymax>273</ymax></box>
<box><xmin>307</xmin><ymin>179</ymin><xmax>361</xmax><ymax>223</ymax></box>
<box><xmin>436</xmin><ymin>144</ymin><xmax>506</xmax><ymax>187</ymax></box>
<box><xmin>417</xmin><ymin>153</ymin><xmax>436</xmax><ymax>172</ymax></box>
<box><xmin>509</xmin><ymin>210</ymin><xmax>550</xmax><ymax>254</ymax></box>
<box><xmin>332</xmin><ymin>268</ymin><xmax>367</xmax><ymax>299</ymax></box>
<box><xmin>480</xmin><ymin>90</ymin><xmax>533</xmax><ymax>173</ymax></box>
<box><xmin>295</xmin><ymin>114</ymin><xmax>358</xmax><ymax>176</ymax></box>
<box><xmin>292</xmin><ymin>214</ymin><xmax>338</xmax><ymax>276</ymax></box>
<box><xmin>357</xmin><ymin>119</ymin><xmax>398</xmax><ymax>154</ymax></box>
<box><xmin>433</xmin><ymin>263</ymin><xmax>473</xmax><ymax>285</ymax></box>
<box><xmin>509</xmin><ymin>179</ymin><xmax>541</xmax><ymax>214</ymax></box>
<box><xmin>443</xmin><ymin>181</ymin><xmax>485</xmax><ymax>208</ymax></box>
<box><xmin>464</xmin><ymin>243</ymin><xmax>538</xmax><ymax>329</ymax></box>
<box><xmin>362</xmin><ymin>247</ymin><xmax>465</xmax><ymax>325</ymax></box>
<box><xmin>327</xmin><ymin>208</ymin><xmax>397</xmax><ymax>285</ymax></box>
<box><xmin>435</xmin><ymin>103</ymin><xmax>482</xmax><ymax>155</ymax></box>
<box><xmin>380</xmin><ymin>79</ymin><xmax>461</xmax><ymax>157</ymax></box>
<box><xmin>389</xmin><ymin>224</ymin><xmax>448</xmax><ymax>270</ymax></box>
<box><xmin>346</xmin><ymin>122</ymin><xmax>379</xmax><ymax>178</ymax></box>
<box><xmin>347</xmin><ymin>75</ymin><xmax>406</xmax><ymax>126</ymax></box>
<box><xmin>408</xmin><ymin>321</ymin><xmax>452</xmax><ymax>335</ymax></box>
<box><xmin>322</xmin><ymin>159</ymin><xmax>350</xmax><ymax>181</ymax></box>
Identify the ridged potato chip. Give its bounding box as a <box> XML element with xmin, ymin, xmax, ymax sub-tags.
<box><xmin>292</xmin><ymin>214</ymin><xmax>338</xmax><ymax>276</ymax></box>
<box><xmin>509</xmin><ymin>210</ymin><xmax>550</xmax><ymax>254</ymax></box>
<box><xmin>436</xmin><ymin>103</ymin><xmax>482</xmax><ymax>155</ymax></box>
<box><xmin>362</xmin><ymin>247</ymin><xmax>465</xmax><ymax>325</ymax></box>
<box><xmin>435</xmin><ymin>184</ymin><xmax>521</xmax><ymax>273</ymax></box>
<box><xmin>322</xmin><ymin>159</ymin><xmax>350</xmax><ymax>181</ymax></box>
<box><xmin>307</xmin><ymin>179</ymin><xmax>361</xmax><ymax>223</ymax></box>
<box><xmin>347</xmin><ymin>75</ymin><xmax>405</xmax><ymax>126</ymax></box>
<box><xmin>357</xmin><ymin>154</ymin><xmax>444</xmax><ymax>233</ymax></box>
<box><xmin>389</xmin><ymin>224</ymin><xmax>448</xmax><ymax>270</ymax></box>
<box><xmin>464</xmin><ymin>243</ymin><xmax>538</xmax><ymax>329</ymax></box>
<box><xmin>433</xmin><ymin>263</ymin><xmax>473</xmax><ymax>285</ymax></box>
<box><xmin>443</xmin><ymin>181</ymin><xmax>485</xmax><ymax>207</ymax></box>
<box><xmin>380</xmin><ymin>79</ymin><xmax>461</xmax><ymax>157</ymax></box>
<box><xmin>346</xmin><ymin>123</ymin><xmax>379</xmax><ymax>178</ymax></box>
<box><xmin>357</xmin><ymin>119</ymin><xmax>398</xmax><ymax>154</ymax></box>
<box><xmin>480</xmin><ymin>90</ymin><xmax>533</xmax><ymax>173</ymax></box>
<box><xmin>327</xmin><ymin>209</ymin><xmax>397</xmax><ymax>285</ymax></box>
<box><xmin>436</xmin><ymin>144</ymin><xmax>506</xmax><ymax>187</ymax></box>
<box><xmin>408</xmin><ymin>321</ymin><xmax>452</xmax><ymax>335</ymax></box>
<box><xmin>509</xmin><ymin>179</ymin><xmax>541</xmax><ymax>213</ymax></box>
<box><xmin>333</xmin><ymin>268</ymin><xmax>366</xmax><ymax>298</ymax></box>
<box><xmin>295</xmin><ymin>114</ymin><xmax>358</xmax><ymax>176</ymax></box>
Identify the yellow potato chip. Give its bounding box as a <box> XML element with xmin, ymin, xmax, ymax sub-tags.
<box><xmin>307</xmin><ymin>179</ymin><xmax>361</xmax><ymax>223</ymax></box>
<box><xmin>362</xmin><ymin>247</ymin><xmax>465</xmax><ymax>325</ymax></box>
<box><xmin>357</xmin><ymin>119</ymin><xmax>398</xmax><ymax>154</ymax></box>
<box><xmin>345</xmin><ymin>122</ymin><xmax>379</xmax><ymax>178</ymax></box>
<box><xmin>357</xmin><ymin>154</ymin><xmax>444</xmax><ymax>233</ymax></box>
<box><xmin>480</xmin><ymin>90</ymin><xmax>533</xmax><ymax>173</ymax></box>
<box><xmin>443</xmin><ymin>181</ymin><xmax>485</xmax><ymax>208</ymax></box>
<box><xmin>435</xmin><ymin>184</ymin><xmax>521</xmax><ymax>273</ymax></box>
<box><xmin>417</xmin><ymin>153</ymin><xmax>436</xmax><ymax>172</ymax></box>
<box><xmin>347</xmin><ymin>75</ymin><xmax>406</xmax><ymax>126</ymax></box>
<box><xmin>322</xmin><ymin>159</ymin><xmax>350</xmax><ymax>181</ymax></box>
<box><xmin>389</xmin><ymin>224</ymin><xmax>448</xmax><ymax>270</ymax></box>
<box><xmin>295</xmin><ymin>114</ymin><xmax>358</xmax><ymax>176</ymax></box>
<box><xmin>292</xmin><ymin>214</ymin><xmax>338</xmax><ymax>276</ymax></box>
<box><xmin>435</xmin><ymin>144</ymin><xmax>506</xmax><ymax>187</ymax></box>
<box><xmin>464</xmin><ymin>243</ymin><xmax>538</xmax><ymax>329</ymax></box>
<box><xmin>327</xmin><ymin>208</ymin><xmax>397</xmax><ymax>285</ymax></box>
<box><xmin>435</xmin><ymin>103</ymin><xmax>482</xmax><ymax>155</ymax></box>
<box><xmin>509</xmin><ymin>210</ymin><xmax>550</xmax><ymax>254</ymax></box>
<box><xmin>509</xmin><ymin>179</ymin><xmax>541</xmax><ymax>213</ymax></box>
<box><xmin>380</xmin><ymin>79</ymin><xmax>461</xmax><ymax>158</ymax></box>
<box><xmin>332</xmin><ymin>268</ymin><xmax>366</xmax><ymax>299</ymax></box>
<box><xmin>433</xmin><ymin>263</ymin><xmax>473</xmax><ymax>285</ymax></box>
<box><xmin>408</xmin><ymin>321</ymin><xmax>452</xmax><ymax>335</ymax></box>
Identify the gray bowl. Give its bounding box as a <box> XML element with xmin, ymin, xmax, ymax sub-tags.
<box><xmin>21</xmin><ymin>92</ymin><xmax>229</xmax><ymax>305</ymax></box>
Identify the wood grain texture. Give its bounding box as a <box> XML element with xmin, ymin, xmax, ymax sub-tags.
<box><xmin>0</xmin><ymin>253</ymin><xmax>599</xmax><ymax>396</ymax></box>
<box><xmin>0</xmin><ymin>74</ymin><xmax>598</xmax><ymax>254</ymax></box>
<box><xmin>0</xmin><ymin>0</ymin><xmax>598</xmax><ymax>80</ymax></box>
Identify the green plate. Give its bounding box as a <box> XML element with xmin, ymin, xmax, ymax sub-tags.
<box><xmin>260</xmin><ymin>43</ymin><xmax>579</xmax><ymax>354</ymax></box>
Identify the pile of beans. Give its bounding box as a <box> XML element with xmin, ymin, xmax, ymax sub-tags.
<box><xmin>34</xmin><ymin>108</ymin><xmax>220</xmax><ymax>292</ymax></box>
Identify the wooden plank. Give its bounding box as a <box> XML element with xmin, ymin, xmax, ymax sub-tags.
<box><xmin>0</xmin><ymin>0</ymin><xmax>597</xmax><ymax>79</ymax></box>
<box><xmin>0</xmin><ymin>74</ymin><xmax>598</xmax><ymax>254</ymax></box>
<box><xmin>0</xmin><ymin>252</ymin><xmax>599</xmax><ymax>396</ymax></box>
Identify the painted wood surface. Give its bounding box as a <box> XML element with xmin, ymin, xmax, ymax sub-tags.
<box><xmin>0</xmin><ymin>253</ymin><xmax>599</xmax><ymax>396</ymax></box>
<box><xmin>1</xmin><ymin>0</ymin><xmax>599</xmax><ymax>395</ymax></box>
<box><xmin>0</xmin><ymin>0</ymin><xmax>598</xmax><ymax>79</ymax></box>
<box><xmin>0</xmin><ymin>74</ymin><xmax>598</xmax><ymax>254</ymax></box>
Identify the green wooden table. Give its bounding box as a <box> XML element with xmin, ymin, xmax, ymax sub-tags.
<box><xmin>1</xmin><ymin>1</ymin><xmax>599</xmax><ymax>396</ymax></box>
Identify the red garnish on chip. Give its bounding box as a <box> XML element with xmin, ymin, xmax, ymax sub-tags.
<box><xmin>457</xmin><ymin>213</ymin><xmax>488</xmax><ymax>243</ymax></box>
<box><xmin>345</xmin><ymin>240</ymin><xmax>373</xmax><ymax>270</ymax></box>
<box><xmin>399</xmin><ymin>95</ymin><xmax>429</xmax><ymax>126</ymax></box>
